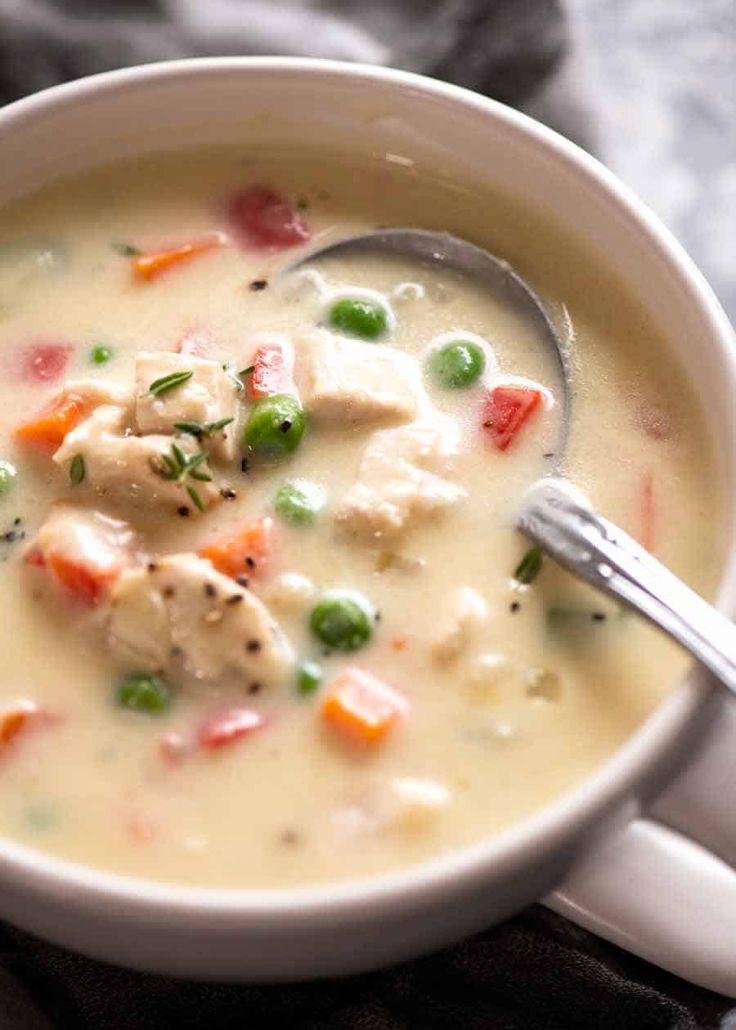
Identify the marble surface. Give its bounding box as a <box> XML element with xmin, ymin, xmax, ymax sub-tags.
<box><xmin>569</xmin><ymin>0</ymin><xmax>736</xmax><ymax>322</ymax></box>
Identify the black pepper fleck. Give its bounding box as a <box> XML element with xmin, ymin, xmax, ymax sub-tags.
<box><xmin>279</xmin><ymin>420</ymin><xmax>292</xmax><ymax>434</ymax></box>
<box><xmin>227</xmin><ymin>594</ymin><xmax>244</xmax><ymax>606</ymax></box>
<box><xmin>147</xmin><ymin>562</ymin><xmax>158</xmax><ymax>573</ymax></box>
<box><xmin>235</xmin><ymin>575</ymin><xmax>250</xmax><ymax>588</ymax></box>
<box><xmin>170</xmin><ymin>645</ymin><xmax>183</xmax><ymax>659</ymax></box>
<box><xmin>163</xmin><ymin>586</ymin><xmax>175</xmax><ymax>598</ymax></box>
<box><xmin>13</xmin><ymin>517</ymin><xmax>21</xmax><ymax>526</ymax></box>
<box><xmin>591</xmin><ymin>612</ymin><xmax>607</xmax><ymax>622</ymax></box>
<box><xmin>510</xmin><ymin>601</ymin><xmax>521</xmax><ymax>613</ymax></box>
<box><xmin>240</xmin><ymin>457</ymin><xmax>250</xmax><ymax>473</ymax></box>
<box><xmin>246</xmin><ymin>639</ymin><xmax>262</xmax><ymax>653</ymax></box>
<box><xmin>280</xmin><ymin>829</ymin><xmax>301</xmax><ymax>846</ymax></box>
<box><xmin>177</xmin><ymin>506</ymin><xmax>190</xmax><ymax>517</ymax></box>
<box><xmin>374</xmin><ymin>611</ymin><xmax>382</xmax><ymax>622</ymax></box>
<box><xmin>204</xmin><ymin>583</ymin><xmax>217</xmax><ymax>598</ymax></box>
<box><xmin>220</xmin><ymin>488</ymin><xmax>237</xmax><ymax>500</ymax></box>
<box><xmin>543</xmin><ymin>452</ymin><xmax>555</xmax><ymax>459</ymax></box>
<box><xmin>249</xmin><ymin>278</ymin><xmax>268</xmax><ymax>291</ymax></box>
<box><xmin>245</xmin><ymin>556</ymin><xmax>256</xmax><ymax>570</ymax></box>
<box><xmin>248</xmin><ymin>681</ymin><xmax>262</xmax><ymax>695</ymax></box>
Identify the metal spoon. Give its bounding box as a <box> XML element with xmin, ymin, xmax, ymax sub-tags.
<box><xmin>290</xmin><ymin>229</ymin><xmax>736</xmax><ymax>693</ymax></box>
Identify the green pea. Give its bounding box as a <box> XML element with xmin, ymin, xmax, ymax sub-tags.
<box><xmin>327</xmin><ymin>296</ymin><xmax>389</xmax><ymax>341</ymax></box>
<box><xmin>310</xmin><ymin>592</ymin><xmax>373</xmax><ymax>652</ymax></box>
<box><xmin>116</xmin><ymin>673</ymin><xmax>171</xmax><ymax>714</ymax></box>
<box><xmin>90</xmin><ymin>344</ymin><xmax>113</xmax><ymax>365</ymax></box>
<box><xmin>0</xmin><ymin>460</ymin><xmax>17</xmax><ymax>496</ymax></box>
<box><xmin>243</xmin><ymin>394</ymin><xmax>306</xmax><ymax>461</ymax></box>
<box><xmin>296</xmin><ymin>660</ymin><xmax>322</xmax><ymax>696</ymax></box>
<box><xmin>429</xmin><ymin>339</ymin><xmax>486</xmax><ymax>389</ymax></box>
<box><xmin>275</xmin><ymin>480</ymin><xmax>323</xmax><ymax>525</ymax></box>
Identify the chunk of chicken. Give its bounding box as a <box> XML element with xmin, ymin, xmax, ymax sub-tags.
<box><xmin>336</xmin><ymin>421</ymin><xmax>466</xmax><ymax>541</ymax></box>
<box><xmin>385</xmin><ymin>777</ymin><xmax>452</xmax><ymax>831</ymax></box>
<box><xmin>54</xmin><ymin>405</ymin><xmax>220</xmax><ymax>514</ymax></box>
<box><xmin>107</xmin><ymin>554</ymin><xmax>294</xmax><ymax>687</ymax></box>
<box><xmin>135</xmin><ymin>352</ymin><xmax>239</xmax><ymax>460</ymax></box>
<box><xmin>262</xmin><ymin>572</ymin><xmax>316</xmax><ymax>614</ymax></box>
<box><xmin>61</xmin><ymin>378</ymin><xmax>133</xmax><ymax>414</ymax></box>
<box><xmin>297</xmin><ymin>331</ymin><xmax>419</xmax><ymax>427</ymax></box>
<box><xmin>26</xmin><ymin>502</ymin><xmax>142</xmax><ymax>605</ymax></box>
<box><xmin>432</xmin><ymin>587</ymin><xmax>488</xmax><ymax>662</ymax></box>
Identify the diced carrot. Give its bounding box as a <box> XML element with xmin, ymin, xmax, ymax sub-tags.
<box><xmin>0</xmin><ymin>701</ymin><xmax>42</xmax><ymax>746</ymax></box>
<box><xmin>321</xmin><ymin>668</ymin><xmax>409</xmax><ymax>747</ymax></box>
<box><xmin>46</xmin><ymin>553</ymin><xmax>121</xmax><ymax>606</ymax></box>
<box><xmin>133</xmin><ymin>235</ymin><xmax>224</xmax><ymax>282</ymax></box>
<box><xmin>15</xmin><ymin>392</ymin><xmax>89</xmax><ymax>451</ymax></box>
<box><xmin>28</xmin><ymin>508</ymin><xmax>135</xmax><ymax>605</ymax></box>
<box><xmin>199</xmin><ymin>516</ymin><xmax>273</xmax><ymax>580</ymax></box>
<box><xmin>198</xmin><ymin>708</ymin><xmax>263</xmax><ymax>750</ymax></box>
<box><xmin>482</xmin><ymin>386</ymin><xmax>542</xmax><ymax>451</ymax></box>
<box><xmin>391</xmin><ymin>636</ymin><xmax>409</xmax><ymax>653</ymax></box>
<box><xmin>639</xmin><ymin>470</ymin><xmax>656</xmax><ymax>552</ymax></box>
<box><xmin>248</xmin><ymin>337</ymin><xmax>295</xmax><ymax>398</ymax></box>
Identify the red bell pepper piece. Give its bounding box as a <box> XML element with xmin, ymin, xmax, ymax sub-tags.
<box><xmin>482</xmin><ymin>385</ymin><xmax>542</xmax><ymax>451</ymax></box>
<box><xmin>227</xmin><ymin>186</ymin><xmax>310</xmax><ymax>251</ymax></box>
<box><xmin>19</xmin><ymin>342</ymin><xmax>72</xmax><ymax>384</ymax></box>
<box><xmin>248</xmin><ymin>337</ymin><xmax>295</xmax><ymax>398</ymax></box>
<box><xmin>176</xmin><ymin>327</ymin><xmax>215</xmax><ymax>359</ymax></box>
<box><xmin>199</xmin><ymin>516</ymin><xmax>273</xmax><ymax>580</ymax></box>
<box><xmin>198</xmin><ymin>708</ymin><xmax>264</xmax><ymax>750</ymax></box>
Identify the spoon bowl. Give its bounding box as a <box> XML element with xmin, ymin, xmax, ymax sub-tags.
<box><xmin>287</xmin><ymin>228</ymin><xmax>573</xmax><ymax>458</ymax></box>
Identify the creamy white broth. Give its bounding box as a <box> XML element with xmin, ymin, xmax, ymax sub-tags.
<box><xmin>0</xmin><ymin>147</ymin><xmax>723</xmax><ymax>886</ymax></box>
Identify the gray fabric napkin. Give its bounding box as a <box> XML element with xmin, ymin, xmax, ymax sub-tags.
<box><xmin>0</xmin><ymin>2</ymin><xmax>733</xmax><ymax>1027</ymax></box>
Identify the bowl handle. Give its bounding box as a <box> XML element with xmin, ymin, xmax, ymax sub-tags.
<box><xmin>545</xmin><ymin>696</ymin><xmax>736</xmax><ymax>997</ymax></box>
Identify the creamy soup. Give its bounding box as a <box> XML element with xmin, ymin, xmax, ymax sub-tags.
<box><xmin>0</xmin><ymin>148</ymin><xmax>722</xmax><ymax>887</ymax></box>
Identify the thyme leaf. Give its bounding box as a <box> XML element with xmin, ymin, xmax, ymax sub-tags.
<box><xmin>186</xmin><ymin>485</ymin><xmax>205</xmax><ymax>512</ymax></box>
<box><xmin>514</xmin><ymin>546</ymin><xmax>543</xmax><ymax>586</ymax></box>
<box><xmin>149</xmin><ymin>370</ymin><xmax>193</xmax><ymax>397</ymax></box>
<box><xmin>111</xmin><ymin>241</ymin><xmax>140</xmax><ymax>257</ymax></box>
<box><xmin>69</xmin><ymin>454</ymin><xmax>86</xmax><ymax>486</ymax></box>
<box><xmin>173</xmin><ymin>416</ymin><xmax>234</xmax><ymax>440</ymax></box>
<box><xmin>155</xmin><ymin>443</ymin><xmax>212</xmax><ymax>506</ymax></box>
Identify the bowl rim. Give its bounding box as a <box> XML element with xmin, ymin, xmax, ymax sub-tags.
<box><xmin>0</xmin><ymin>55</ymin><xmax>734</xmax><ymax>921</ymax></box>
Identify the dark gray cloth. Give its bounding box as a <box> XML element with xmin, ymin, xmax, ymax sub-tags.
<box><xmin>0</xmin><ymin>907</ymin><xmax>731</xmax><ymax>1029</ymax></box>
<box><xmin>0</xmin><ymin>2</ymin><xmax>732</xmax><ymax>1027</ymax></box>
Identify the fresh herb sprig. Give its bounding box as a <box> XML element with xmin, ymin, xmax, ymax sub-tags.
<box><xmin>69</xmin><ymin>454</ymin><xmax>86</xmax><ymax>486</ymax></box>
<box><xmin>156</xmin><ymin>442</ymin><xmax>212</xmax><ymax>512</ymax></box>
<box><xmin>173</xmin><ymin>417</ymin><xmax>234</xmax><ymax>440</ymax></box>
<box><xmin>149</xmin><ymin>370</ymin><xmax>193</xmax><ymax>397</ymax></box>
<box><xmin>111</xmin><ymin>242</ymin><xmax>140</xmax><ymax>257</ymax></box>
<box><xmin>514</xmin><ymin>546</ymin><xmax>543</xmax><ymax>585</ymax></box>
<box><xmin>221</xmin><ymin>364</ymin><xmax>245</xmax><ymax>391</ymax></box>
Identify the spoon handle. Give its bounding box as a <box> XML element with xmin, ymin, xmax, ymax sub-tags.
<box><xmin>517</xmin><ymin>477</ymin><xmax>736</xmax><ymax>692</ymax></box>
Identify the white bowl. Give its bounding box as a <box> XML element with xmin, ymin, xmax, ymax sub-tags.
<box><xmin>1</xmin><ymin>58</ymin><xmax>736</xmax><ymax>993</ymax></box>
